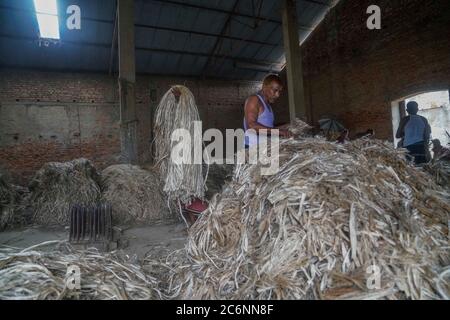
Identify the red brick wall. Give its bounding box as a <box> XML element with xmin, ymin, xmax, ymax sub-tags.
<box><xmin>300</xmin><ymin>0</ymin><xmax>450</xmax><ymax>139</ymax></box>
<box><xmin>0</xmin><ymin>70</ymin><xmax>118</xmax><ymax>103</ymax></box>
<box><xmin>0</xmin><ymin>69</ymin><xmax>274</xmax><ymax>184</ymax></box>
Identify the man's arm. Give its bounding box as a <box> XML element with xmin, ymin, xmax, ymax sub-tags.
<box><xmin>275</xmin><ymin>123</ymin><xmax>290</xmax><ymax>129</ymax></box>
<box><xmin>244</xmin><ymin>96</ymin><xmax>272</xmax><ymax>132</ymax></box>
<box><xmin>396</xmin><ymin>117</ymin><xmax>407</xmax><ymax>139</ymax></box>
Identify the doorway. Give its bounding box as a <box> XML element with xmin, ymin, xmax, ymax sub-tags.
<box><xmin>391</xmin><ymin>90</ymin><xmax>450</xmax><ymax>153</ymax></box>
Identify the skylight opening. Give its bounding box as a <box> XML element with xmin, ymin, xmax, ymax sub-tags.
<box><xmin>33</xmin><ymin>0</ymin><xmax>60</xmax><ymax>40</ymax></box>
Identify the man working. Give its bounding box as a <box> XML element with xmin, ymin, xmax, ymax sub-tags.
<box><xmin>431</xmin><ymin>139</ymin><xmax>450</xmax><ymax>161</ymax></box>
<box><xmin>243</xmin><ymin>74</ymin><xmax>291</xmax><ymax>148</ymax></box>
<box><xmin>396</xmin><ymin>101</ymin><xmax>431</xmax><ymax>164</ymax></box>
<box><xmin>355</xmin><ymin>129</ymin><xmax>375</xmax><ymax>139</ymax></box>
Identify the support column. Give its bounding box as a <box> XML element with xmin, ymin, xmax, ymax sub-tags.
<box><xmin>282</xmin><ymin>0</ymin><xmax>307</xmax><ymax>123</ymax></box>
<box><xmin>118</xmin><ymin>0</ymin><xmax>138</xmax><ymax>164</ymax></box>
<box><xmin>149</xmin><ymin>81</ymin><xmax>157</xmax><ymax>164</ymax></box>
<box><xmin>399</xmin><ymin>100</ymin><xmax>406</xmax><ymax>118</ymax></box>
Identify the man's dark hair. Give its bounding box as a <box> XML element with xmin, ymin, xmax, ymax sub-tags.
<box><xmin>406</xmin><ymin>101</ymin><xmax>419</xmax><ymax>115</ymax></box>
<box><xmin>432</xmin><ymin>139</ymin><xmax>441</xmax><ymax>147</ymax></box>
<box><xmin>263</xmin><ymin>74</ymin><xmax>283</xmax><ymax>87</ymax></box>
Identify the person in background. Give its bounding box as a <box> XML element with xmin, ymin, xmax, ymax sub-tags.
<box><xmin>336</xmin><ymin>129</ymin><xmax>349</xmax><ymax>144</ymax></box>
<box><xmin>355</xmin><ymin>129</ymin><xmax>375</xmax><ymax>139</ymax></box>
<box><xmin>431</xmin><ymin>139</ymin><xmax>450</xmax><ymax>161</ymax></box>
<box><xmin>396</xmin><ymin>101</ymin><xmax>431</xmax><ymax>165</ymax></box>
<box><xmin>243</xmin><ymin>74</ymin><xmax>291</xmax><ymax>148</ymax></box>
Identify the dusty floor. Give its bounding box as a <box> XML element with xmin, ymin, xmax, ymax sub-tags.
<box><xmin>0</xmin><ymin>222</ymin><xmax>188</xmax><ymax>260</ymax></box>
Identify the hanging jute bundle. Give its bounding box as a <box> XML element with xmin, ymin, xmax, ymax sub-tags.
<box><xmin>153</xmin><ymin>85</ymin><xmax>205</xmax><ymax>206</ymax></box>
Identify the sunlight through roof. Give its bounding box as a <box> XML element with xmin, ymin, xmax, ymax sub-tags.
<box><xmin>33</xmin><ymin>0</ymin><xmax>60</xmax><ymax>39</ymax></box>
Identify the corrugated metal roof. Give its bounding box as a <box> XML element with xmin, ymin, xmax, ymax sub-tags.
<box><xmin>0</xmin><ymin>0</ymin><xmax>336</xmax><ymax>80</ymax></box>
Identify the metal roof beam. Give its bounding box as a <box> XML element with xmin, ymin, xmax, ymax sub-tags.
<box><xmin>201</xmin><ymin>0</ymin><xmax>240</xmax><ymax>75</ymax></box>
<box><xmin>134</xmin><ymin>23</ymin><xmax>281</xmax><ymax>47</ymax></box>
<box><xmin>145</xmin><ymin>0</ymin><xmax>282</xmax><ymax>25</ymax></box>
<box><xmin>0</xmin><ymin>33</ymin><xmax>283</xmax><ymax>68</ymax></box>
<box><xmin>144</xmin><ymin>1</ymin><xmax>314</xmax><ymax>31</ymax></box>
<box><xmin>109</xmin><ymin>1</ymin><xmax>118</xmax><ymax>75</ymax></box>
<box><xmin>300</xmin><ymin>0</ymin><xmax>331</xmax><ymax>7</ymax></box>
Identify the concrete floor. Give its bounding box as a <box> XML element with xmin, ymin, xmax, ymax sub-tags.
<box><xmin>0</xmin><ymin>222</ymin><xmax>188</xmax><ymax>260</ymax></box>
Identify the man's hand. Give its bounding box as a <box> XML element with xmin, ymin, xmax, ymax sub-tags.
<box><xmin>278</xmin><ymin>128</ymin><xmax>292</xmax><ymax>138</ymax></box>
<box><xmin>276</xmin><ymin>123</ymin><xmax>290</xmax><ymax>129</ymax></box>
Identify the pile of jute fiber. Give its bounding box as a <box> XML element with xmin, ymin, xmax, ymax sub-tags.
<box><xmin>101</xmin><ymin>164</ymin><xmax>172</xmax><ymax>225</ymax></box>
<box><xmin>204</xmin><ymin>163</ymin><xmax>235</xmax><ymax>199</ymax></box>
<box><xmin>162</xmin><ymin>135</ymin><xmax>449</xmax><ymax>300</ymax></box>
<box><xmin>0</xmin><ymin>241</ymin><xmax>164</xmax><ymax>300</ymax></box>
<box><xmin>0</xmin><ymin>173</ymin><xmax>23</xmax><ymax>231</ymax></box>
<box><xmin>425</xmin><ymin>159</ymin><xmax>450</xmax><ymax>190</ymax></box>
<box><xmin>29</xmin><ymin>159</ymin><xmax>101</xmax><ymax>226</ymax></box>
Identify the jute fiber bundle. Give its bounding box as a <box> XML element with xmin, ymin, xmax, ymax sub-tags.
<box><xmin>154</xmin><ymin>85</ymin><xmax>205</xmax><ymax>205</ymax></box>
<box><xmin>0</xmin><ymin>174</ymin><xmax>24</xmax><ymax>230</ymax></box>
<box><xmin>101</xmin><ymin>164</ymin><xmax>172</xmax><ymax>225</ymax></box>
<box><xmin>29</xmin><ymin>159</ymin><xmax>101</xmax><ymax>226</ymax></box>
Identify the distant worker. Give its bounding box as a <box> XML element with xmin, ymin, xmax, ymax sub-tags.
<box><xmin>355</xmin><ymin>129</ymin><xmax>375</xmax><ymax>139</ymax></box>
<box><xmin>431</xmin><ymin>139</ymin><xmax>450</xmax><ymax>161</ymax></box>
<box><xmin>336</xmin><ymin>129</ymin><xmax>349</xmax><ymax>144</ymax></box>
<box><xmin>243</xmin><ymin>74</ymin><xmax>291</xmax><ymax>148</ymax></box>
<box><xmin>396</xmin><ymin>101</ymin><xmax>431</xmax><ymax>164</ymax></box>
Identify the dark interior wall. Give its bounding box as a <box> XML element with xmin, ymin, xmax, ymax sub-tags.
<box><xmin>300</xmin><ymin>0</ymin><xmax>450</xmax><ymax>139</ymax></box>
<box><xmin>0</xmin><ymin>68</ymin><xmax>276</xmax><ymax>184</ymax></box>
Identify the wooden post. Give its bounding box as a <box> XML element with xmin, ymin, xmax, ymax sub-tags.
<box><xmin>118</xmin><ymin>0</ymin><xmax>138</xmax><ymax>164</ymax></box>
<box><xmin>282</xmin><ymin>0</ymin><xmax>307</xmax><ymax>123</ymax></box>
<box><xmin>399</xmin><ymin>100</ymin><xmax>406</xmax><ymax>118</ymax></box>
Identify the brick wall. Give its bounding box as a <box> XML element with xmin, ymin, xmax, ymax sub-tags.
<box><xmin>0</xmin><ymin>69</ymin><xmax>284</xmax><ymax>184</ymax></box>
<box><xmin>300</xmin><ymin>0</ymin><xmax>450</xmax><ymax>139</ymax></box>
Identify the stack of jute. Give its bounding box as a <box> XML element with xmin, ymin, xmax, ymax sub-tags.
<box><xmin>28</xmin><ymin>159</ymin><xmax>101</xmax><ymax>226</ymax></box>
<box><xmin>101</xmin><ymin>164</ymin><xmax>171</xmax><ymax>225</ymax></box>
<box><xmin>162</xmin><ymin>130</ymin><xmax>449</xmax><ymax>300</ymax></box>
